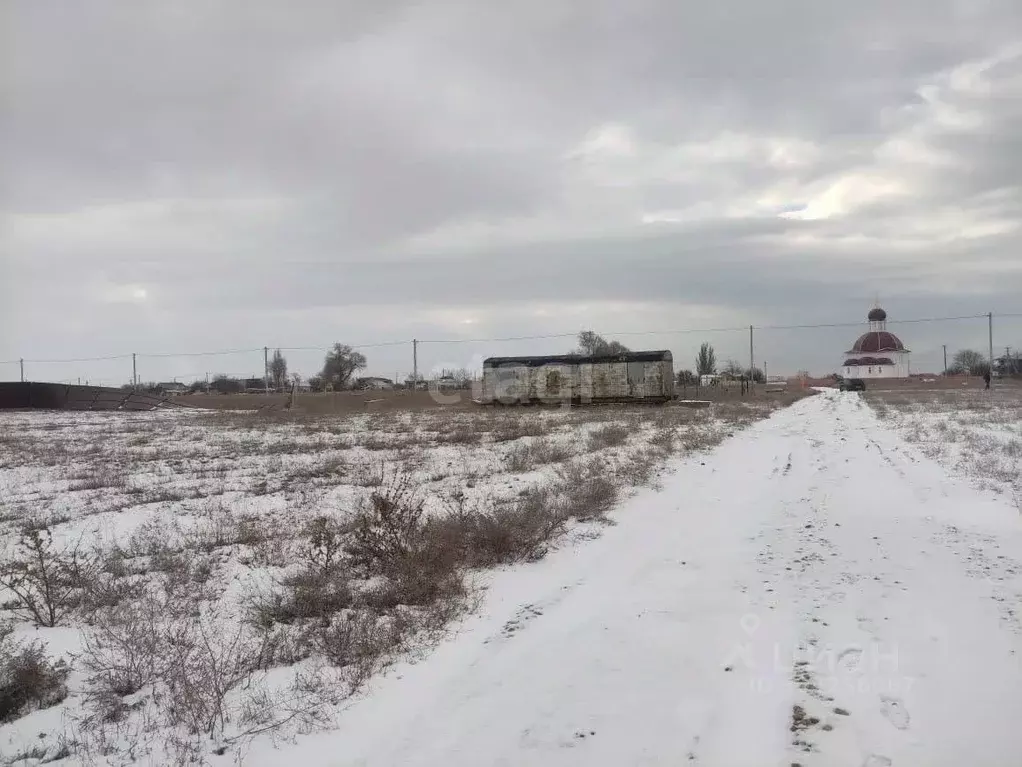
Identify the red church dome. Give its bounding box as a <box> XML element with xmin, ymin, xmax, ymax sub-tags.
<box><xmin>846</xmin><ymin>332</ymin><xmax>906</xmax><ymax>354</ymax></box>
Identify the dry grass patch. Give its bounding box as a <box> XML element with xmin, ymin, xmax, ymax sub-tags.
<box><xmin>0</xmin><ymin>396</ymin><xmax>802</xmax><ymax>761</ymax></box>
<box><xmin>587</xmin><ymin>423</ymin><xmax>631</xmax><ymax>450</ymax></box>
<box><xmin>504</xmin><ymin>438</ymin><xmax>574</xmax><ymax>473</ymax></box>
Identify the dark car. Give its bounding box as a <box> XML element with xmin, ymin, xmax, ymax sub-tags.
<box><xmin>838</xmin><ymin>377</ymin><xmax>866</xmax><ymax>392</ymax></box>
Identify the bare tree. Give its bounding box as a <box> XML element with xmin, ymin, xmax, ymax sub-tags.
<box><xmin>722</xmin><ymin>359</ymin><xmax>745</xmax><ymax>377</ymax></box>
<box><xmin>270</xmin><ymin>350</ymin><xmax>288</xmax><ymax>390</ymax></box>
<box><xmin>696</xmin><ymin>343</ymin><xmax>717</xmax><ymax>376</ymax></box>
<box><xmin>576</xmin><ymin>331</ymin><xmax>629</xmax><ymax>356</ymax></box>
<box><xmin>951</xmin><ymin>349</ymin><xmax>989</xmax><ymax>376</ymax></box>
<box><xmin>676</xmin><ymin>370</ymin><xmax>698</xmax><ymax>385</ymax></box>
<box><xmin>320</xmin><ymin>344</ymin><xmax>367</xmax><ymax>390</ymax></box>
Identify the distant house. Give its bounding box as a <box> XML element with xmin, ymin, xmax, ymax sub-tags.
<box><xmin>432</xmin><ymin>375</ymin><xmax>461</xmax><ymax>391</ymax></box>
<box><xmin>355</xmin><ymin>376</ymin><xmax>395</xmax><ymax>391</ymax></box>
<box><xmin>994</xmin><ymin>352</ymin><xmax>1021</xmax><ymax>377</ymax></box>
<box><xmin>156</xmin><ymin>382</ymin><xmax>188</xmax><ymax>395</ymax></box>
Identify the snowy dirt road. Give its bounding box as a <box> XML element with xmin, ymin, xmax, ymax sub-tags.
<box><xmin>250</xmin><ymin>390</ymin><xmax>1022</xmax><ymax>767</ymax></box>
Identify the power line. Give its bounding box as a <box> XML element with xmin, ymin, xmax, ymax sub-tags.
<box><xmin>426</xmin><ymin>312</ymin><xmax>995</xmax><ymax>343</ymax></box>
<box><xmin>756</xmin><ymin>313</ymin><xmax>990</xmax><ymax>331</ymax></box>
<box><xmin>278</xmin><ymin>341</ymin><xmax>411</xmax><ymax>352</ymax></box>
<box><xmin>25</xmin><ymin>354</ymin><xmax>133</xmax><ymax>364</ymax></box>
<box><xmin>601</xmin><ymin>325</ymin><xmax>749</xmax><ymax>337</ymax></box>
<box><xmin>137</xmin><ymin>348</ymin><xmax>263</xmax><ymax>359</ymax></box>
<box><xmin>6</xmin><ymin>312</ymin><xmax>1019</xmax><ymax>366</ymax></box>
<box><xmin>418</xmin><ymin>332</ymin><xmax>579</xmax><ymax>345</ymax></box>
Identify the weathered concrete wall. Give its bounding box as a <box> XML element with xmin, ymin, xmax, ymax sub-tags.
<box><xmin>482</xmin><ymin>358</ymin><xmax>674</xmax><ymax>404</ymax></box>
<box><xmin>0</xmin><ymin>382</ymin><xmax>184</xmax><ymax>411</ymax></box>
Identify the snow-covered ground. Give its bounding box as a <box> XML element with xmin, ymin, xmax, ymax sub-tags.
<box><xmin>0</xmin><ymin>400</ymin><xmax>776</xmax><ymax>765</ymax></box>
<box><xmin>869</xmin><ymin>387</ymin><xmax>1022</xmax><ymax>505</ymax></box>
<box><xmin>4</xmin><ymin>390</ymin><xmax>1021</xmax><ymax>766</ymax></box>
<box><xmin>248</xmin><ymin>390</ymin><xmax>1022</xmax><ymax>767</ymax></box>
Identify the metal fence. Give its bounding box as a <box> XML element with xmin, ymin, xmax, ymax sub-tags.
<box><xmin>0</xmin><ymin>382</ymin><xmax>190</xmax><ymax>411</ymax></box>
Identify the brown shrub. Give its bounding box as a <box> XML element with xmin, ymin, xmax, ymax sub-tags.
<box><xmin>345</xmin><ymin>475</ymin><xmax>425</xmax><ymax>575</ymax></box>
<box><xmin>314</xmin><ymin>610</ymin><xmax>404</xmax><ymax>678</ymax></box>
<box><xmin>490</xmin><ymin>417</ymin><xmax>550</xmax><ymax>443</ymax></box>
<box><xmin>504</xmin><ymin>438</ymin><xmax>573</xmax><ymax>473</ymax></box>
<box><xmin>80</xmin><ymin>601</ymin><xmax>164</xmax><ymax>700</ymax></box>
<box><xmin>1</xmin><ymin>625</ymin><xmax>70</xmax><ymax>724</ymax></box>
<box><xmin>251</xmin><ymin>569</ymin><xmax>354</xmax><ymax>628</ymax></box>
<box><xmin>557</xmin><ymin>475</ymin><xmax>620</xmax><ymax>520</ymax></box>
<box><xmin>249</xmin><ymin>515</ymin><xmax>353</xmax><ymax>628</ymax></box>
<box><xmin>649</xmin><ymin>426</ymin><xmax>677</xmax><ymax>454</ymax></box>
<box><xmin>434</xmin><ymin>425</ymin><xmax>483</xmax><ymax>445</ymax></box>
<box><xmin>587</xmin><ymin>423</ymin><xmax>631</xmax><ymax>450</ymax></box>
<box><xmin>0</xmin><ymin>527</ymin><xmax>99</xmax><ymax>627</ymax></box>
<box><xmin>439</xmin><ymin>493</ymin><xmax>568</xmax><ymax>566</ymax></box>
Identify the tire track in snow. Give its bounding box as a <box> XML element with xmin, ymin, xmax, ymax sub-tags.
<box><xmin>246</xmin><ymin>390</ymin><xmax>1022</xmax><ymax>767</ymax></box>
<box><xmin>770</xmin><ymin>391</ymin><xmax>1022</xmax><ymax>767</ymax></box>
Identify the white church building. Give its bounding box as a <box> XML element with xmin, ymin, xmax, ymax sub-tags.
<box><xmin>842</xmin><ymin>306</ymin><xmax>911</xmax><ymax>379</ymax></box>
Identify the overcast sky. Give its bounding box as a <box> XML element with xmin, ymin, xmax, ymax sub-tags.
<box><xmin>2</xmin><ymin>0</ymin><xmax>1021</xmax><ymax>385</ymax></box>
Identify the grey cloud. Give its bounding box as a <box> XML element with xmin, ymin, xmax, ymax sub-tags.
<box><xmin>2</xmin><ymin>0</ymin><xmax>1022</xmax><ymax>381</ymax></box>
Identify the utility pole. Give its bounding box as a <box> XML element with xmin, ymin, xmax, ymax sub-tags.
<box><xmin>942</xmin><ymin>345</ymin><xmax>947</xmax><ymax>376</ymax></box>
<box><xmin>132</xmin><ymin>353</ymin><xmax>137</xmax><ymax>390</ymax></box>
<box><xmin>749</xmin><ymin>325</ymin><xmax>755</xmax><ymax>387</ymax></box>
<box><xmin>413</xmin><ymin>339</ymin><xmax>419</xmax><ymax>390</ymax></box>
<box><xmin>264</xmin><ymin>347</ymin><xmax>270</xmax><ymax>395</ymax></box>
<box><xmin>988</xmin><ymin>312</ymin><xmax>994</xmax><ymax>383</ymax></box>
<box><xmin>19</xmin><ymin>358</ymin><xmax>24</xmax><ymax>383</ymax></box>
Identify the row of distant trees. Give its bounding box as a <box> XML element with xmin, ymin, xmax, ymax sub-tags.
<box><xmin>575</xmin><ymin>334</ymin><xmax>763</xmax><ymax>384</ymax></box>
<box><xmin>577</xmin><ymin>333</ymin><xmax>1020</xmax><ymax>380</ymax></box>
<box><xmin>137</xmin><ymin>336</ymin><xmax>1015</xmax><ymax>395</ymax></box>
<box><xmin>151</xmin><ymin>343</ymin><xmax>372</xmax><ymax>394</ymax></box>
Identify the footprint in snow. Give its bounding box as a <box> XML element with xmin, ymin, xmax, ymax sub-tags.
<box><xmin>879</xmin><ymin>696</ymin><xmax>910</xmax><ymax>730</ymax></box>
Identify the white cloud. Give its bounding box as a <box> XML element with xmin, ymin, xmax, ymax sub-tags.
<box><xmin>97</xmin><ymin>283</ymin><xmax>149</xmax><ymax>304</ymax></box>
<box><xmin>2</xmin><ymin>1</ymin><xmax>1020</xmax><ymax>380</ymax></box>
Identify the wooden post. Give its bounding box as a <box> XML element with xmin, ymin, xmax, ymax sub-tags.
<box><xmin>988</xmin><ymin>312</ymin><xmax>994</xmax><ymax>382</ymax></box>
<box><xmin>749</xmin><ymin>325</ymin><xmax>755</xmax><ymax>390</ymax></box>
<box><xmin>266</xmin><ymin>347</ymin><xmax>271</xmax><ymax>393</ymax></box>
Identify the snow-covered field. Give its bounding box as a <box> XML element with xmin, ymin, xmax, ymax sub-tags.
<box><xmin>0</xmin><ymin>400</ymin><xmax>784</xmax><ymax>765</ymax></box>
<box><xmin>253</xmin><ymin>389</ymin><xmax>1020</xmax><ymax>767</ymax></box>
<box><xmin>4</xmin><ymin>389</ymin><xmax>1021</xmax><ymax>766</ymax></box>
<box><xmin>868</xmin><ymin>386</ymin><xmax>1022</xmax><ymax>506</ymax></box>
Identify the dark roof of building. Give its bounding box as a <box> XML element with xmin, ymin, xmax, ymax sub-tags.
<box><xmin>867</xmin><ymin>307</ymin><xmax>888</xmax><ymax>322</ymax></box>
<box><xmin>846</xmin><ymin>331</ymin><xmax>907</xmax><ymax>354</ymax></box>
<box><xmin>484</xmin><ymin>350</ymin><xmax>672</xmax><ymax>367</ymax></box>
<box><xmin>844</xmin><ymin>357</ymin><xmax>895</xmax><ymax>366</ymax></box>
